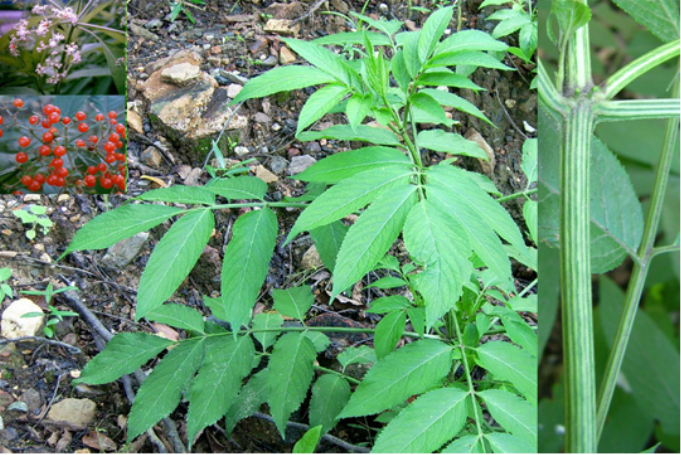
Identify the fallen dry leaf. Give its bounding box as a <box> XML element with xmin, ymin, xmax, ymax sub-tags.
<box><xmin>82</xmin><ymin>430</ymin><xmax>117</xmax><ymax>452</ymax></box>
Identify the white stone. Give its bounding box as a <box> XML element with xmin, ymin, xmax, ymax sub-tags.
<box><xmin>227</xmin><ymin>83</ymin><xmax>243</xmax><ymax>99</ymax></box>
<box><xmin>1</xmin><ymin>298</ymin><xmax>44</xmax><ymax>338</ymax></box>
<box><xmin>160</xmin><ymin>62</ymin><xmax>201</xmax><ymax>86</ymax></box>
<box><xmin>288</xmin><ymin>155</ymin><xmax>317</xmax><ymax>175</ymax></box>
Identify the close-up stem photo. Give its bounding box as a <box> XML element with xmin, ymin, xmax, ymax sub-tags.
<box><xmin>538</xmin><ymin>0</ymin><xmax>680</xmax><ymax>452</ymax></box>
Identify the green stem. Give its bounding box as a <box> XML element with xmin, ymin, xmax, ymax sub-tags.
<box><xmin>496</xmin><ymin>188</ymin><xmax>537</xmax><ymax>203</ymax></box>
<box><xmin>651</xmin><ymin>244</ymin><xmax>681</xmax><ymax>259</ymax></box>
<box><xmin>315</xmin><ymin>365</ymin><xmax>362</xmax><ymax>385</ymax></box>
<box><xmin>602</xmin><ymin>39</ymin><xmax>680</xmax><ymax>100</ymax></box>
<box><xmin>561</xmin><ymin>100</ymin><xmax>597</xmax><ymax>454</ymax></box>
<box><xmin>566</xmin><ymin>15</ymin><xmax>592</xmax><ymax>92</ymax></box>
<box><xmin>594</xmin><ymin>99</ymin><xmax>680</xmax><ymax>123</ymax></box>
<box><xmin>595</xmin><ymin>73</ymin><xmax>680</xmax><ymax>441</ymax></box>
<box><xmin>538</xmin><ymin>59</ymin><xmax>569</xmax><ymax>117</ymax></box>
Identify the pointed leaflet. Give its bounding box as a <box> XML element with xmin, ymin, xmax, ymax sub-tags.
<box><xmin>417</xmin><ymin>6</ymin><xmax>453</xmax><ymax>62</ymax></box>
<box><xmin>145</xmin><ymin>304</ymin><xmax>205</xmax><ymax>333</ymax></box>
<box><xmin>428</xmin><ymin>51</ymin><xmax>512</xmax><ymax>70</ymax></box>
<box><xmin>77</xmin><ymin>333</ymin><xmax>174</xmax><ymax>385</ymax></box>
<box><xmin>366</xmin><ymin>295</ymin><xmax>412</xmax><ymax>314</ymax></box>
<box><xmin>309</xmin><ymin>221</ymin><xmax>349</xmax><ymax>272</ymax></box>
<box><xmin>441</xmin><ymin>434</ymin><xmax>485</xmax><ymax>453</ymax></box>
<box><xmin>287</xmin><ymin>165</ymin><xmax>414</xmax><ymax>242</ymax></box>
<box><xmin>612</xmin><ymin>0</ymin><xmax>679</xmax><ymax>42</ymax></box>
<box><xmin>551</xmin><ymin>0</ymin><xmax>592</xmax><ymax>48</ymax></box>
<box><xmin>293</xmin><ymin>426</ymin><xmax>323</xmax><ymax>453</ymax></box>
<box><xmin>477</xmin><ymin>389</ymin><xmax>536</xmax><ymax>448</ymax></box>
<box><xmin>337</xmin><ymin>346</ymin><xmax>377</xmax><ymax>370</ymax></box>
<box><xmin>485</xmin><ymin>303</ymin><xmax>537</xmax><ymax>352</ymax></box>
<box><xmin>127</xmin><ymin>338</ymin><xmax>205</xmax><ymax>442</ymax></box>
<box><xmin>485</xmin><ymin>432</ymin><xmax>536</xmax><ymax>453</ymax></box>
<box><xmin>272</xmin><ymin>286</ymin><xmax>315</xmax><ymax>320</ymax></box>
<box><xmin>373</xmin><ymin>388</ymin><xmax>468</xmax><ymax>453</ymax></box>
<box><xmin>491</xmin><ymin>14</ymin><xmax>532</xmax><ymax>39</ymax></box>
<box><xmin>268</xmin><ymin>332</ymin><xmax>317</xmax><ymax>437</ymax></box>
<box><xmin>416</xmin><ymin>72</ymin><xmax>484</xmax><ymax>91</ymax></box>
<box><xmin>338</xmin><ymin>339</ymin><xmax>452</xmax><ymax>418</ymax></box>
<box><xmin>313</xmin><ymin>31</ymin><xmax>392</xmax><ymax>46</ymax></box>
<box><xmin>309</xmin><ymin>375</ymin><xmax>351</xmax><ymax>435</ymax></box>
<box><xmin>403</xmin><ymin>200</ymin><xmax>473</xmax><ymax>328</ymax></box>
<box><xmin>476</xmin><ymin>341</ymin><xmax>537</xmax><ymax>404</ymax></box>
<box><xmin>282</xmin><ymin>38</ymin><xmax>360</xmax><ymax>89</ymax></box>
<box><xmin>401</xmin><ymin>31</ymin><xmax>422</xmax><ymax>78</ymax></box>
<box><xmin>392</xmin><ymin>49</ymin><xmax>410</xmax><ymax>91</ymax></box>
<box><xmin>137</xmin><ymin>186</ymin><xmax>215</xmax><ymax>205</ymax></box>
<box><xmin>295</xmin><ymin>147</ymin><xmax>410</xmax><ymax>184</ymax></box>
<box><xmin>304</xmin><ymin>332</ymin><xmax>331</xmax><ymax>352</ymax></box>
<box><xmin>221</xmin><ymin>208</ymin><xmax>278</xmax><ymax>331</ymax></box>
<box><xmin>224</xmin><ymin>368</ymin><xmax>269</xmax><ymax>433</ymax></box>
<box><xmin>374</xmin><ymin>311</ymin><xmax>407</xmax><ymax>359</ymax></box>
<box><xmin>432</xmin><ymin>29</ymin><xmax>508</xmax><ymax>57</ymax></box>
<box><xmin>345</xmin><ymin>94</ymin><xmax>373</xmax><ymax>130</ymax></box>
<box><xmin>252</xmin><ymin>312</ymin><xmax>283</xmax><ymax>350</ymax></box>
<box><xmin>205</xmin><ymin>176</ymin><xmax>267</xmax><ymax>201</ymax></box>
<box><xmin>417</xmin><ymin>130</ymin><xmax>488</xmax><ymax>159</ymax></box>
<box><xmin>298</xmin><ymin>124</ymin><xmax>401</xmax><ymax>146</ymax></box>
<box><xmin>420</xmin><ymin>88</ymin><xmax>492</xmax><ymax>127</ymax></box>
<box><xmin>297</xmin><ymin>84</ymin><xmax>349</xmax><ymax>135</ymax></box>
<box><xmin>332</xmin><ymin>185</ymin><xmax>417</xmax><ymax>298</ymax></box>
<box><xmin>136</xmin><ymin>209</ymin><xmax>214</xmax><ymax>319</ymax></box>
<box><xmin>350</xmin><ymin>11</ymin><xmax>403</xmax><ymax>37</ymax></box>
<box><xmin>409</xmin><ymin>92</ymin><xmax>451</xmax><ymax>125</ymax></box>
<box><xmin>231</xmin><ymin>66</ymin><xmax>336</xmax><ymax>104</ymax></box>
<box><xmin>62</xmin><ymin>205</ymin><xmax>184</xmax><ymax>257</ymax></box>
<box><xmin>186</xmin><ymin>335</ymin><xmax>255</xmax><ymax>447</ymax></box>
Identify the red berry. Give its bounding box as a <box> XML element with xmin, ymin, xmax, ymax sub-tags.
<box><xmin>105</xmin><ymin>154</ymin><xmax>116</xmax><ymax>164</ymax></box>
<box><xmin>54</xmin><ymin>107</ymin><xmax>61</xmax><ymax>115</ymax></box>
<box><xmin>56</xmin><ymin>167</ymin><xmax>69</xmax><ymax>178</ymax></box>
<box><xmin>29</xmin><ymin>115</ymin><xmax>38</xmax><ymax>125</ymax></box>
<box><xmin>41</xmin><ymin>120</ymin><xmax>51</xmax><ymax>129</ymax></box>
<box><xmin>0</xmin><ymin>129</ymin><xmax>3</xmax><ymax>138</ymax></box>
<box><xmin>88</xmin><ymin>135</ymin><xmax>98</xmax><ymax>144</ymax></box>
<box><xmin>108</xmin><ymin>111</ymin><xmax>117</xmax><ymax>119</ymax></box>
<box><xmin>0</xmin><ymin>116</ymin><xmax>3</xmax><ymax>126</ymax></box>
<box><xmin>75</xmin><ymin>111</ymin><xmax>86</xmax><ymax>121</ymax></box>
<box><xmin>115</xmin><ymin>153</ymin><xmax>125</xmax><ymax>162</ymax></box>
<box><xmin>61</xmin><ymin>116</ymin><xmax>71</xmax><ymax>125</ymax></box>
<box><xmin>34</xmin><ymin>174</ymin><xmax>45</xmax><ymax>184</ymax></box>
<box><xmin>109</xmin><ymin>133</ymin><xmax>120</xmax><ymax>142</ymax></box>
<box><xmin>97</xmin><ymin>162</ymin><xmax>107</xmax><ymax>172</ymax></box>
<box><xmin>42</xmin><ymin>132</ymin><xmax>54</xmax><ymax>142</ymax></box>
<box><xmin>53</xmin><ymin>146</ymin><xmax>66</xmax><ymax>157</ymax></box>
<box><xmin>110</xmin><ymin>119</ymin><xmax>117</xmax><ymax>125</ymax></box>
<box><xmin>38</xmin><ymin>145</ymin><xmax>51</xmax><ymax>156</ymax></box>
<box><xmin>116</xmin><ymin>141</ymin><xmax>124</xmax><ymax>149</ymax></box>
<box><xmin>87</xmin><ymin>166</ymin><xmax>97</xmax><ymax>175</ymax></box>
<box><xmin>115</xmin><ymin>123</ymin><xmax>125</xmax><ymax>134</ymax></box>
<box><xmin>55</xmin><ymin>176</ymin><xmax>65</xmax><ymax>187</ymax></box>
<box><xmin>43</xmin><ymin>104</ymin><xmax>56</xmax><ymax>115</ymax></box>
<box><xmin>18</xmin><ymin>136</ymin><xmax>30</xmax><ymax>147</ymax></box>
<box><xmin>95</xmin><ymin>113</ymin><xmax>104</xmax><ymax>122</ymax></box>
<box><xmin>84</xmin><ymin>175</ymin><xmax>96</xmax><ymax>187</ymax></box>
<box><xmin>78</xmin><ymin>123</ymin><xmax>89</xmax><ymax>133</ymax></box>
<box><xmin>75</xmin><ymin>139</ymin><xmax>86</xmax><ymax>147</ymax></box>
<box><xmin>15</xmin><ymin>152</ymin><xmax>28</xmax><ymax>163</ymax></box>
<box><xmin>48</xmin><ymin>112</ymin><xmax>60</xmax><ymax>124</ymax></box>
<box><xmin>13</xmin><ymin>99</ymin><xmax>24</xmax><ymax>108</ymax></box>
<box><xmin>28</xmin><ymin>181</ymin><xmax>41</xmax><ymax>192</ymax></box>
<box><xmin>46</xmin><ymin>175</ymin><xmax>58</xmax><ymax>186</ymax></box>
<box><xmin>104</xmin><ymin>142</ymin><xmax>116</xmax><ymax>153</ymax></box>
<box><xmin>13</xmin><ymin>190</ymin><xmax>22</xmax><ymax>195</ymax></box>
<box><xmin>21</xmin><ymin>175</ymin><xmax>32</xmax><ymax>186</ymax></box>
<box><xmin>100</xmin><ymin>177</ymin><xmax>113</xmax><ymax>189</ymax></box>
<box><xmin>51</xmin><ymin>158</ymin><xmax>63</xmax><ymax>168</ymax></box>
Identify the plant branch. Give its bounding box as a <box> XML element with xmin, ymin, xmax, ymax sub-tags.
<box><xmin>496</xmin><ymin>188</ymin><xmax>537</xmax><ymax>203</ymax></box>
<box><xmin>566</xmin><ymin>8</ymin><xmax>592</xmax><ymax>92</ymax></box>
<box><xmin>538</xmin><ymin>59</ymin><xmax>569</xmax><ymax>117</ymax></box>
<box><xmin>601</xmin><ymin>39</ymin><xmax>680</xmax><ymax>100</ymax></box>
<box><xmin>651</xmin><ymin>244</ymin><xmax>681</xmax><ymax>258</ymax></box>
<box><xmin>596</xmin><ymin>72</ymin><xmax>680</xmax><ymax>440</ymax></box>
<box><xmin>594</xmin><ymin>99</ymin><xmax>680</xmax><ymax>123</ymax></box>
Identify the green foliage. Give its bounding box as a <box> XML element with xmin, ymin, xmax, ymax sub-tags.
<box><xmin>12</xmin><ymin>204</ymin><xmax>53</xmax><ymax>240</ymax></box>
<box><xmin>65</xmin><ymin>7</ymin><xmax>536</xmax><ymax>453</ymax></box>
<box><xmin>0</xmin><ymin>268</ymin><xmax>12</xmax><ymax>303</ymax></box>
<box><xmin>20</xmin><ymin>282</ymin><xmax>79</xmax><ymax>338</ymax></box>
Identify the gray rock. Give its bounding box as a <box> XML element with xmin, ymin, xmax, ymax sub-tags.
<box><xmin>140</xmin><ymin>146</ymin><xmax>163</xmax><ymax>167</ymax></box>
<box><xmin>269</xmin><ymin>156</ymin><xmax>290</xmax><ymax>175</ymax></box>
<box><xmin>101</xmin><ymin>233</ymin><xmax>149</xmax><ymax>268</ymax></box>
<box><xmin>305</xmin><ymin>141</ymin><xmax>321</xmax><ymax>153</ymax></box>
<box><xmin>214</xmin><ymin>68</ymin><xmax>250</xmax><ymax>85</ymax></box>
<box><xmin>19</xmin><ymin>388</ymin><xmax>42</xmax><ymax>414</ymax></box>
<box><xmin>45</xmin><ymin>398</ymin><xmax>96</xmax><ymax>431</ymax></box>
<box><xmin>288</xmin><ymin>155</ymin><xmax>317</xmax><ymax>175</ymax></box>
<box><xmin>144</xmin><ymin>18</ymin><xmax>163</xmax><ymax>30</ymax></box>
<box><xmin>261</xmin><ymin>55</ymin><xmax>278</xmax><ymax>67</ymax></box>
<box><xmin>254</xmin><ymin>112</ymin><xmax>272</xmax><ymax>123</ymax></box>
<box><xmin>160</xmin><ymin>62</ymin><xmax>201</xmax><ymax>86</ymax></box>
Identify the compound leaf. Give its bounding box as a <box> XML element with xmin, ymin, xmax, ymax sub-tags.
<box><xmin>611</xmin><ymin>0</ymin><xmax>679</xmax><ymax>42</ymax></box>
<box><xmin>420</xmin><ymin>88</ymin><xmax>492</xmax><ymax>124</ymax></box>
<box><xmin>252</xmin><ymin>312</ymin><xmax>284</xmax><ymax>350</ymax></box>
<box><xmin>145</xmin><ymin>304</ymin><xmax>205</xmax><ymax>333</ymax></box>
<box><xmin>417</xmin><ymin>129</ymin><xmax>488</xmax><ymax>159</ymax></box>
<box><xmin>310</xmin><ymin>375</ymin><xmax>351</xmax><ymax>435</ymax></box>
<box><xmin>418</xmin><ymin>6</ymin><xmax>454</xmax><ymax>62</ymax></box>
<box><xmin>293</xmin><ymin>426</ymin><xmax>323</xmax><ymax>453</ymax></box>
<box><xmin>476</xmin><ymin>341</ymin><xmax>537</xmax><ymax>404</ymax></box>
<box><xmin>433</xmin><ymin>29</ymin><xmax>509</xmax><ymax>56</ymax></box>
<box><xmin>337</xmin><ymin>346</ymin><xmax>377</xmax><ymax>369</ymax></box>
<box><xmin>297</xmin><ymin>84</ymin><xmax>350</xmax><ymax>135</ymax></box>
<box><xmin>310</xmin><ymin>221</ymin><xmax>349</xmax><ymax>272</ymax></box>
<box><xmin>298</xmin><ymin>124</ymin><xmax>401</xmax><ymax>146</ymax></box>
<box><xmin>282</xmin><ymin>38</ymin><xmax>360</xmax><ymax>89</ymax></box>
<box><xmin>478</xmin><ymin>389</ymin><xmax>537</xmax><ymax>448</ymax></box>
<box><xmin>374</xmin><ymin>311</ymin><xmax>407</xmax><ymax>359</ymax></box>
<box><xmin>205</xmin><ymin>176</ymin><xmax>267</xmax><ymax>201</ymax></box>
<box><xmin>272</xmin><ymin>286</ymin><xmax>315</xmax><ymax>320</ymax></box>
<box><xmin>231</xmin><ymin>66</ymin><xmax>336</xmax><ymax>104</ymax></box>
<box><xmin>137</xmin><ymin>186</ymin><xmax>215</xmax><ymax>205</ymax></box>
<box><xmin>296</xmin><ymin>147</ymin><xmax>410</xmax><ymax>184</ymax></box>
<box><xmin>428</xmin><ymin>51</ymin><xmax>512</xmax><ymax>70</ymax></box>
<box><xmin>441</xmin><ymin>434</ymin><xmax>485</xmax><ymax>453</ymax></box>
<box><xmin>224</xmin><ymin>368</ymin><xmax>269</xmax><ymax>434</ymax></box>
<box><xmin>485</xmin><ymin>432</ymin><xmax>536</xmax><ymax>453</ymax></box>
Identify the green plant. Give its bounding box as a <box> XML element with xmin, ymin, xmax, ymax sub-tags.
<box><xmin>480</xmin><ymin>0</ymin><xmax>538</xmax><ymax>86</ymax></box>
<box><xmin>0</xmin><ymin>268</ymin><xmax>13</xmax><ymax>303</ymax></box>
<box><xmin>168</xmin><ymin>0</ymin><xmax>205</xmax><ymax>24</ymax></box>
<box><xmin>62</xmin><ymin>7</ymin><xmax>537</xmax><ymax>452</ymax></box>
<box><xmin>20</xmin><ymin>282</ymin><xmax>79</xmax><ymax>338</ymax></box>
<box><xmin>12</xmin><ymin>203</ymin><xmax>53</xmax><ymax>240</ymax></box>
<box><xmin>538</xmin><ymin>0</ymin><xmax>679</xmax><ymax>452</ymax></box>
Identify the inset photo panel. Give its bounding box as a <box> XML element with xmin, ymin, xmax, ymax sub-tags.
<box><xmin>0</xmin><ymin>0</ymin><xmax>126</xmax><ymax>95</ymax></box>
<box><xmin>0</xmin><ymin>96</ymin><xmax>126</xmax><ymax>194</ymax></box>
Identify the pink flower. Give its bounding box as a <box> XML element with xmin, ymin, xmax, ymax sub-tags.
<box><xmin>36</xmin><ymin>20</ymin><xmax>51</xmax><ymax>36</ymax></box>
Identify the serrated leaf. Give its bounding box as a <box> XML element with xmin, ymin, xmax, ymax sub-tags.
<box><xmin>186</xmin><ymin>335</ymin><xmax>255</xmax><ymax>447</ymax></box>
<box><xmin>401</xmin><ymin>31</ymin><xmax>422</xmax><ymax>78</ymax></box>
<box><xmin>476</xmin><ymin>341</ymin><xmax>536</xmax><ymax>404</ymax></box>
<box><xmin>524</xmin><ymin>200</ymin><xmax>538</xmax><ymax>245</ymax></box>
<box><xmin>429</xmin><ymin>51</ymin><xmax>512</xmax><ymax>70</ymax></box>
<box><xmin>367</xmin><ymin>276</ymin><xmax>407</xmax><ymax>289</ymax></box>
<box><xmin>224</xmin><ymin>368</ymin><xmax>269</xmax><ymax>433</ymax></box>
<box><xmin>421</xmin><ymin>88</ymin><xmax>492</xmax><ymax>125</ymax></box>
<box><xmin>252</xmin><ymin>312</ymin><xmax>284</xmax><ymax>350</ymax></box>
<box><xmin>282</xmin><ymin>38</ymin><xmax>360</xmax><ymax>89</ymax></box>
<box><xmin>332</xmin><ymin>185</ymin><xmax>417</xmax><ymax>298</ymax></box>
<box><xmin>417</xmin><ymin>129</ymin><xmax>488</xmax><ymax>159</ymax></box>
<box><xmin>538</xmin><ymin>109</ymin><xmax>644</xmax><ymax>273</ymax></box>
<box><xmin>312</xmin><ymin>31</ymin><xmax>392</xmax><ymax>46</ymax></box>
<box><xmin>310</xmin><ymin>375</ymin><xmax>351</xmax><ymax>434</ymax></box>
<box><xmin>0</xmin><ymin>268</ymin><xmax>10</xmax><ymax>281</ymax></box>
<box><xmin>221</xmin><ymin>208</ymin><xmax>278</xmax><ymax>331</ymax></box>
<box><xmin>145</xmin><ymin>304</ymin><xmax>205</xmax><ymax>333</ymax></box>
<box><xmin>409</xmin><ymin>92</ymin><xmax>450</xmax><ymax>125</ymax></box>
<box><xmin>375</xmin><ymin>311</ymin><xmax>407</xmax><ymax>359</ymax></box>
<box><xmin>298</xmin><ymin>124</ymin><xmax>401</xmax><ymax>146</ymax></box>
<box><xmin>485</xmin><ymin>432</ymin><xmax>536</xmax><ymax>453</ymax></box>
<box><xmin>492</xmin><ymin>14</ymin><xmax>532</xmax><ymax>38</ymax></box>
<box><xmin>293</xmin><ymin>426</ymin><xmax>323</xmax><ymax>453</ymax></box>
<box><xmin>296</xmin><ymin>147</ymin><xmax>410</xmax><ymax>184</ymax></box>
<box><xmin>350</xmin><ymin>11</ymin><xmax>403</xmax><ymax>37</ymax></box>
<box><xmin>310</xmin><ymin>221</ymin><xmax>349</xmax><ymax>272</ymax></box>
<box><xmin>418</xmin><ymin>6</ymin><xmax>453</xmax><ymax>62</ymax></box>
<box><xmin>519</xmin><ymin>22</ymin><xmax>538</xmax><ymax>58</ymax></box>
<box><xmin>338</xmin><ymin>339</ymin><xmax>452</xmax><ymax>418</ymax></box>
<box><xmin>416</xmin><ymin>72</ymin><xmax>484</xmax><ymax>91</ymax></box>
<box><xmin>137</xmin><ymin>209</ymin><xmax>214</xmax><ymax>320</ymax></box>
<box><xmin>407</xmin><ymin>307</ymin><xmax>426</xmax><ymax>337</ymax></box>
<box><xmin>304</xmin><ymin>331</ymin><xmax>331</xmax><ymax>352</ymax></box>
<box><xmin>297</xmin><ymin>84</ymin><xmax>349</xmax><ymax>135</ymax></box>
<box><xmin>403</xmin><ymin>200</ymin><xmax>472</xmax><ymax>328</ymax></box>
<box><xmin>205</xmin><ymin>176</ymin><xmax>267</xmax><ymax>201</ymax></box>
<box><xmin>392</xmin><ymin>49</ymin><xmax>410</xmax><ymax>91</ymax></box>
<box><xmin>551</xmin><ymin>0</ymin><xmax>592</xmax><ymax>48</ymax></box>
<box><xmin>433</xmin><ymin>29</ymin><xmax>509</xmax><ymax>57</ymax></box>
<box><xmin>287</xmin><ymin>165</ymin><xmax>414</xmax><ymax>242</ymax></box>
<box><xmin>441</xmin><ymin>434</ymin><xmax>485</xmax><ymax>453</ymax></box>
<box><xmin>127</xmin><ymin>338</ymin><xmax>205</xmax><ymax>442</ymax></box>
<box><xmin>62</xmin><ymin>205</ymin><xmax>184</xmax><ymax>257</ymax></box>
<box><xmin>611</xmin><ymin>0</ymin><xmax>679</xmax><ymax>42</ymax></box>
<box><xmin>345</xmin><ymin>93</ymin><xmax>373</xmax><ymax>130</ymax></box>
<box><xmin>77</xmin><ymin>333</ymin><xmax>174</xmax><ymax>385</ymax></box>
<box><xmin>366</xmin><ymin>295</ymin><xmax>412</xmax><ymax>314</ymax></box>
<box><xmin>521</xmin><ymin>138</ymin><xmax>538</xmax><ymax>183</ymax></box>
<box><xmin>373</xmin><ymin>388</ymin><xmax>468</xmax><ymax>453</ymax></box>
<box><xmin>478</xmin><ymin>389</ymin><xmax>537</xmax><ymax>448</ymax></box>
<box><xmin>488</xmin><ymin>305</ymin><xmax>537</xmax><ymax>353</ymax></box>
<box><xmin>231</xmin><ymin>66</ymin><xmax>336</xmax><ymax>104</ymax></box>
<box><xmin>337</xmin><ymin>345</ymin><xmax>377</xmax><ymax>369</ymax></box>
<box><xmin>137</xmin><ymin>186</ymin><xmax>216</xmax><ymax>205</ymax></box>
<box><xmin>479</xmin><ymin>0</ymin><xmax>512</xmax><ymax>7</ymax></box>
<box><xmin>272</xmin><ymin>286</ymin><xmax>314</xmax><ymax>320</ymax></box>
<box><xmin>268</xmin><ymin>333</ymin><xmax>317</xmax><ymax>436</ymax></box>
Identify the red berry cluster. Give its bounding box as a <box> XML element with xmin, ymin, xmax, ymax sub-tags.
<box><xmin>2</xmin><ymin>99</ymin><xmax>127</xmax><ymax>194</ymax></box>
